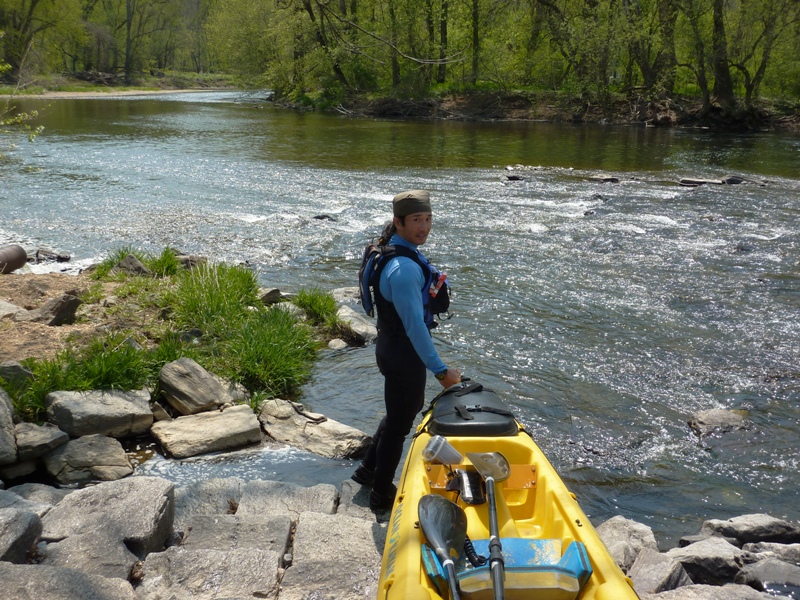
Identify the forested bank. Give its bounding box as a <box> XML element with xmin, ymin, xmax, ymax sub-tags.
<box><xmin>1</xmin><ymin>0</ymin><xmax>799</xmax><ymax>128</ymax></box>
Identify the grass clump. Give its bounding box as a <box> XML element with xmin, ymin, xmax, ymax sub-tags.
<box><xmin>6</xmin><ymin>333</ymin><xmax>156</xmax><ymax>421</ymax></box>
<box><xmin>3</xmin><ymin>247</ymin><xmax>344</xmax><ymax>422</ymax></box>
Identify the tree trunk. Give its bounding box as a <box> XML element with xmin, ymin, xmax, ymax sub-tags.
<box><xmin>471</xmin><ymin>0</ymin><xmax>479</xmax><ymax>84</ymax></box>
<box><xmin>711</xmin><ymin>0</ymin><xmax>735</xmax><ymax>111</ymax></box>
<box><xmin>437</xmin><ymin>0</ymin><xmax>448</xmax><ymax>83</ymax></box>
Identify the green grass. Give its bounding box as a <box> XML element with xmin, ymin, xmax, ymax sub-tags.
<box><xmin>2</xmin><ymin>248</ymin><xmax>338</xmax><ymax>422</ymax></box>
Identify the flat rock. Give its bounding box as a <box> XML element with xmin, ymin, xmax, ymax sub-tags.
<box><xmin>639</xmin><ymin>583</ymin><xmax>778</xmax><ymax>599</ymax></box>
<box><xmin>136</xmin><ymin>546</ymin><xmax>282</xmax><ymax>600</ymax></box>
<box><xmin>180</xmin><ymin>513</ymin><xmax>292</xmax><ymax>553</ymax></box>
<box><xmin>6</xmin><ymin>482</ymin><xmax>72</xmax><ymax>506</ymax></box>
<box><xmin>700</xmin><ymin>514</ymin><xmax>800</xmax><ymax>545</ymax></box>
<box><xmin>0</xmin><ymin>488</ymin><xmax>54</xmax><ymax>518</ymax></box>
<box><xmin>258</xmin><ymin>397</ymin><xmax>370</xmax><ymax>458</ymax></box>
<box><xmin>46</xmin><ymin>388</ymin><xmax>153</xmax><ymax>438</ymax></box>
<box><xmin>150</xmin><ymin>404</ymin><xmax>262</xmax><ymax>459</ymax></box>
<box><xmin>173</xmin><ymin>477</ymin><xmax>245</xmax><ymax>531</ymax></box>
<box><xmin>237</xmin><ymin>479</ymin><xmax>339</xmax><ymax>521</ymax></box>
<box><xmin>40</xmin><ymin>529</ymin><xmax>139</xmax><ymax>580</ymax></box>
<box><xmin>279</xmin><ymin>511</ymin><xmax>386</xmax><ymax>600</ymax></box>
<box><xmin>743</xmin><ymin>542</ymin><xmax>800</xmax><ymax>565</ymax></box>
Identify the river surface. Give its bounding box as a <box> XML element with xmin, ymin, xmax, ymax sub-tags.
<box><xmin>2</xmin><ymin>91</ymin><xmax>799</xmax><ymax>547</ymax></box>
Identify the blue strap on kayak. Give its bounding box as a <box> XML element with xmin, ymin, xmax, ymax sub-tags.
<box><xmin>420</xmin><ymin>543</ymin><xmax>448</xmax><ymax>597</ymax></box>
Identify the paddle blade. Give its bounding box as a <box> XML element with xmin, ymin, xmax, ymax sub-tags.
<box><xmin>418</xmin><ymin>494</ymin><xmax>468</xmax><ymax>564</ymax></box>
<box><xmin>466</xmin><ymin>452</ymin><xmax>511</xmax><ymax>482</ymax></box>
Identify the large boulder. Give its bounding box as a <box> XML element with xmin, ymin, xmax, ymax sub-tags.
<box><xmin>700</xmin><ymin>514</ymin><xmax>800</xmax><ymax>545</ymax></box>
<box><xmin>41</xmin><ymin>476</ymin><xmax>174</xmax><ymax>558</ymax></box>
<box><xmin>258</xmin><ymin>398</ymin><xmax>370</xmax><ymax>459</ymax></box>
<box><xmin>158</xmin><ymin>357</ymin><xmax>233</xmax><ymax>415</ymax></box>
<box><xmin>46</xmin><ymin>389</ymin><xmax>153</xmax><ymax>438</ymax></box>
<box><xmin>665</xmin><ymin>536</ymin><xmax>753</xmax><ymax>585</ymax></box>
<box><xmin>596</xmin><ymin>514</ymin><xmax>659</xmax><ymax>572</ymax></box>
<box><xmin>42</xmin><ymin>434</ymin><xmax>133</xmax><ymax>485</ymax></box>
<box><xmin>150</xmin><ymin>404</ymin><xmax>262</xmax><ymax>459</ymax></box>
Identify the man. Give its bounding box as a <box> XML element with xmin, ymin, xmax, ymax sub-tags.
<box><xmin>352</xmin><ymin>190</ymin><xmax>462</xmax><ymax>511</ymax></box>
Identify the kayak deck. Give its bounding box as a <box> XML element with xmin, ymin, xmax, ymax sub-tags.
<box><xmin>377</xmin><ymin>382</ymin><xmax>639</xmax><ymax>600</ymax></box>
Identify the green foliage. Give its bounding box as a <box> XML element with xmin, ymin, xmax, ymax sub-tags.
<box><xmin>170</xmin><ymin>262</ymin><xmax>260</xmax><ymax>337</ymax></box>
<box><xmin>2</xmin><ymin>248</ymin><xmax>339</xmax><ymax>421</ymax></box>
<box><xmin>294</xmin><ymin>287</ymin><xmax>338</xmax><ymax>327</ymax></box>
<box><xmin>220</xmin><ymin>306</ymin><xmax>316</xmax><ymax>398</ymax></box>
<box><xmin>148</xmin><ymin>247</ymin><xmax>181</xmax><ymax>277</ymax></box>
<box><xmin>7</xmin><ymin>333</ymin><xmax>153</xmax><ymax>421</ymax></box>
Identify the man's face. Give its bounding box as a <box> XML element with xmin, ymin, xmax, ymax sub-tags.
<box><xmin>395</xmin><ymin>212</ymin><xmax>433</xmax><ymax>246</ymax></box>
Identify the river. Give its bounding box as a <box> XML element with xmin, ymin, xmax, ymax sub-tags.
<box><xmin>2</xmin><ymin>91</ymin><xmax>799</xmax><ymax>546</ymax></box>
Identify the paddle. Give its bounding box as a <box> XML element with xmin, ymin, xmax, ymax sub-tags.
<box><xmin>418</xmin><ymin>494</ymin><xmax>468</xmax><ymax>600</ymax></box>
<box><xmin>466</xmin><ymin>451</ymin><xmax>511</xmax><ymax>600</ymax></box>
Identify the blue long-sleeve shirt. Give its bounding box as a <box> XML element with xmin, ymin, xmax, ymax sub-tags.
<box><xmin>378</xmin><ymin>235</ymin><xmax>448</xmax><ymax>375</ymax></box>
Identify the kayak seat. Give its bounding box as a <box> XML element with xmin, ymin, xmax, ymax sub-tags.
<box><xmin>427</xmin><ymin>382</ymin><xmax>519</xmax><ymax>437</ymax></box>
<box><xmin>455</xmin><ymin>538</ymin><xmax>592</xmax><ymax>600</ymax></box>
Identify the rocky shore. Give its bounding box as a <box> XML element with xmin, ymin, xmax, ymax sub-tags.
<box><xmin>1</xmin><ymin>254</ymin><xmax>799</xmax><ymax>599</ymax></box>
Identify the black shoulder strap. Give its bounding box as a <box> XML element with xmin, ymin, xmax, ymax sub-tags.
<box><xmin>373</xmin><ymin>245</ymin><xmax>430</xmax><ymax>291</ymax></box>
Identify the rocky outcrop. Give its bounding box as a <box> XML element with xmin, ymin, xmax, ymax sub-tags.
<box><xmin>599</xmin><ymin>513</ymin><xmax>800</xmax><ymax>599</ymax></box>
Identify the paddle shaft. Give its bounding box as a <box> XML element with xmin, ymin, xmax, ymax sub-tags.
<box><xmin>441</xmin><ymin>558</ymin><xmax>461</xmax><ymax>600</ymax></box>
<box><xmin>486</xmin><ymin>476</ymin><xmax>506</xmax><ymax>600</ymax></box>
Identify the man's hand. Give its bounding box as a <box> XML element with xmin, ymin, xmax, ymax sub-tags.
<box><xmin>438</xmin><ymin>368</ymin><xmax>462</xmax><ymax>388</ymax></box>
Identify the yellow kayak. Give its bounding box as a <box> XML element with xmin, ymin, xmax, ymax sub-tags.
<box><xmin>377</xmin><ymin>380</ymin><xmax>639</xmax><ymax>600</ymax></box>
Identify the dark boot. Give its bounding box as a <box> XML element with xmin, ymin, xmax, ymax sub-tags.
<box><xmin>369</xmin><ymin>483</ymin><xmax>397</xmax><ymax>511</ymax></box>
<box><xmin>351</xmin><ymin>464</ymin><xmax>375</xmax><ymax>486</ymax></box>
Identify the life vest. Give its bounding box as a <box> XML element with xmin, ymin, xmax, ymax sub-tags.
<box><xmin>359</xmin><ymin>244</ymin><xmax>450</xmax><ymax>333</ymax></box>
